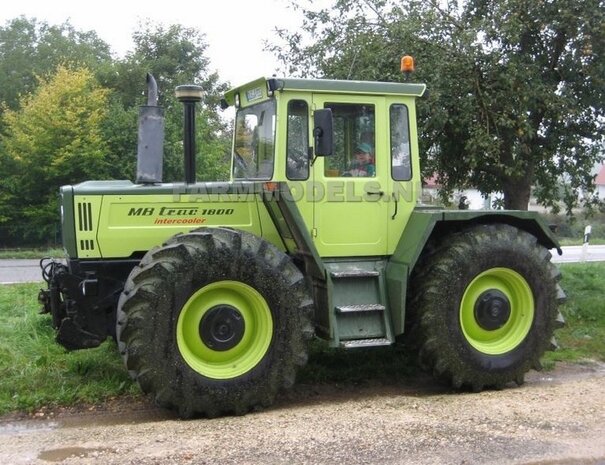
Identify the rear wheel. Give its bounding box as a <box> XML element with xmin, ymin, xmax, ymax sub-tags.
<box><xmin>116</xmin><ymin>228</ymin><xmax>314</xmax><ymax>417</ymax></box>
<box><xmin>408</xmin><ymin>224</ymin><xmax>565</xmax><ymax>390</ymax></box>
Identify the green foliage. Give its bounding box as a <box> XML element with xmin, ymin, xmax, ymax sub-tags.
<box><xmin>0</xmin><ymin>18</ymin><xmax>232</xmax><ymax>246</ymax></box>
<box><xmin>99</xmin><ymin>99</ymin><xmax>139</xmax><ymax>181</ymax></box>
<box><xmin>0</xmin><ymin>284</ymin><xmax>138</xmax><ymax>414</ymax></box>
<box><xmin>99</xmin><ymin>21</ymin><xmax>231</xmax><ymax>183</ymax></box>
<box><xmin>544</xmin><ymin>212</ymin><xmax>605</xmax><ymax>241</ymax></box>
<box><xmin>196</xmin><ymin>110</ymin><xmax>232</xmax><ymax>182</ymax></box>
<box><xmin>271</xmin><ymin>0</ymin><xmax>605</xmax><ymax>212</ymax></box>
<box><xmin>0</xmin><ymin>17</ymin><xmax>112</xmax><ymax>114</ymax></box>
<box><xmin>0</xmin><ymin>19</ymin><xmax>116</xmax><ymax>244</ymax></box>
<box><xmin>0</xmin><ymin>248</ymin><xmax>64</xmax><ymax>259</ymax></box>
<box><xmin>103</xmin><ymin>22</ymin><xmax>213</xmax><ymax>107</ymax></box>
<box><xmin>0</xmin><ymin>66</ymin><xmax>112</xmax><ymax>244</ymax></box>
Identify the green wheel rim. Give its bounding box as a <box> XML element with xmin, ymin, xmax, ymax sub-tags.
<box><xmin>460</xmin><ymin>268</ymin><xmax>534</xmax><ymax>355</ymax></box>
<box><xmin>176</xmin><ymin>281</ymin><xmax>273</xmax><ymax>379</ymax></box>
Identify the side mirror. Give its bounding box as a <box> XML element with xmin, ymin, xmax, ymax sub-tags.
<box><xmin>313</xmin><ymin>108</ymin><xmax>333</xmax><ymax>156</ymax></box>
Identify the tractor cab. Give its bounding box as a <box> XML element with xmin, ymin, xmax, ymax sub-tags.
<box><xmin>223</xmin><ymin>77</ymin><xmax>426</xmax><ymax>256</ymax></box>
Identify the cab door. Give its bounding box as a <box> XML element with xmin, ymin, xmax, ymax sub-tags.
<box><xmin>311</xmin><ymin>95</ymin><xmax>389</xmax><ymax>257</ymax></box>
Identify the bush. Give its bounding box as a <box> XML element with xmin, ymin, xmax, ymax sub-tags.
<box><xmin>542</xmin><ymin>212</ymin><xmax>605</xmax><ymax>240</ymax></box>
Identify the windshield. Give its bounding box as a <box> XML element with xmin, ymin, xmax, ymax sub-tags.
<box><xmin>232</xmin><ymin>99</ymin><xmax>276</xmax><ymax>180</ymax></box>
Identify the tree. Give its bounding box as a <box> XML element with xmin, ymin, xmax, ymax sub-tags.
<box><xmin>0</xmin><ymin>18</ymin><xmax>232</xmax><ymax>246</ymax></box>
<box><xmin>0</xmin><ymin>17</ymin><xmax>112</xmax><ymax>112</ymax></box>
<box><xmin>271</xmin><ymin>0</ymin><xmax>605</xmax><ymax>211</ymax></box>
<box><xmin>0</xmin><ymin>66</ymin><xmax>111</xmax><ymax>244</ymax></box>
<box><xmin>100</xmin><ymin>22</ymin><xmax>231</xmax><ymax>183</ymax></box>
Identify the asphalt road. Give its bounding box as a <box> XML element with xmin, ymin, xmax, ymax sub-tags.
<box><xmin>0</xmin><ymin>245</ymin><xmax>603</xmax><ymax>284</ymax></box>
<box><xmin>551</xmin><ymin>244</ymin><xmax>605</xmax><ymax>263</ymax></box>
<box><xmin>0</xmin><ymin>259</ymin><xmax>49</xmax><ymax>285</ymax></box>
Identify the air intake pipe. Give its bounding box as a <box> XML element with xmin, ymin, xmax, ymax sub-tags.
<box><xmin>175</xmin><ymin>85</ymin><xmax>204</xmax><ymax>184</ymax></box>
<box><xmin>136</xmin><ymin>74</ymin><xmax>165</xmax><ymax>184</ymax></box>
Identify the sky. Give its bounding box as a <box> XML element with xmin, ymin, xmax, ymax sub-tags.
<box><xmin>0</xmin><ymin>0</ymin><xmax>319</xmax><ymax>86</ymax></box>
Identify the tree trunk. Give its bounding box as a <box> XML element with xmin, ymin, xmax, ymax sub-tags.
<box><xmin>502</xmin><ymin>180</ymin><xmax>531</xmax><ymax>210</ymax></box>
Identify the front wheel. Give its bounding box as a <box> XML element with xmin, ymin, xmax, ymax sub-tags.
<box><xmin>407</xmin><ymin>224</ymin><xmax>565</xmax><ymax>390</ymax></box>
<box><xmin>116</xmin><ymin>228</ymin><xmax>314</xmax><ymax>417</ymax></box>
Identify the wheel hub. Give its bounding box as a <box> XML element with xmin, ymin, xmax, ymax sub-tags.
<box><xmin>199</xmin><ymin>305</ymin><xmax>245</xmax><ymax>351</ymax></box>
<box><xmin>474</xmin><ymin>289</ymin><xmax>511</xmax><ymax>331</ymax></box>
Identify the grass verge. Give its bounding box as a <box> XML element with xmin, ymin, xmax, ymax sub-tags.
<box><xmin>0</xmin><ymin>262</ymin><xmax>603</xmax><ymax>415</ymax></box>
<box><xmin>542</xmin><ymin>262</ymin><xmax>605</xmax><ymax>366</ymax></box>
<box><xmin>0</xmin><ymin>248</ymin><xmax>64</xmax><ymax>259</ymax></box>
<box><xmin>559</xmin><ymin>238</ymin><xmax>605</xmax><ymax>246</ymax></box>
<box><xmin>0</xmin><ymin>284</ymin><xmax>138</xmax><ymax>415</ymax></box>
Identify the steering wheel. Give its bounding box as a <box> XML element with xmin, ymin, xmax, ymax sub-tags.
<box><xmin>289</xmin><ymin>148</ymin><xmax>308</xmax><ymax>168</ymax></box>
<box><xmin>233</xmin><ymin>150</ymin><xmax>249</xmax><ymax>174</ymax></box>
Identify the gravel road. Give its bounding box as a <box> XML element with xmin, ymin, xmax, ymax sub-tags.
<box><xmin>1</xmin><ymin>362</ymin><xmax>604</xmax><ymax>465</ymax></box>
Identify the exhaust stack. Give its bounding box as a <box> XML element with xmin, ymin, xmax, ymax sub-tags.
<box><xmin>175</xmin><ymin>85</ymin><xmax>204</xmax><ymax>184</ymax></box>
<box><xmin>136</xmin><ymin>74</ymin><xmax>165</xmax><ymax>184</ymax></box>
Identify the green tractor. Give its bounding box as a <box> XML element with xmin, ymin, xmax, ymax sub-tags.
<box><xmin>39</xmin><ymin>70</ymin><xmax>565</xmax><ymax>417</ymax></box>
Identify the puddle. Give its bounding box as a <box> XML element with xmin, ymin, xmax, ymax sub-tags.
<box><xmin>0</xmin><ymin>420</ymin><xmax>59</xmax><ymax>436</ymax></box>
<box><xmin>526</xmin><ymin>360</ymin><xmax>605</xmax><ymax>385</ymax></box>
<box><xmin>38</xmin><ymin>447</ymin><xmax>114</xmax><ymax>462</ymax></box>
<box><xmin>0</xmin><ymin>405</ymin><xmax>176</xmax><ymax>437</ymax></box>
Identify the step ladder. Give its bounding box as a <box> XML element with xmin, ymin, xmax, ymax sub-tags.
<box><xmin>325</xmin><ymin>262</ymin><xmax>394</xmax><ymax>348</ymax></box>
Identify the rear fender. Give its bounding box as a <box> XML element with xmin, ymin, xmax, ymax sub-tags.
<box><xmin>386</xmin><ymin>209</ymin><xmax>562</xmax><ymax>335</ymax></box>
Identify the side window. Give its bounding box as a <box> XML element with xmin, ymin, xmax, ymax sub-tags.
<box><xmin>390</xmin><ymin>104</ymin><xmax>412</xmax><ymax>181</ymax></box>
<box><xmin>233</xmin><ymin>100</ymin><xmax>276</xmax><ymax>180</ymax></box>
<box><xmin>323</xmin><ymin>103</ymin><xmax>375</xmax><ymax>177</ymax></box>
<box><xmin>286</xmin><ymin>100</ymin><xmax>309</xmax><ymax>180</ymax></box>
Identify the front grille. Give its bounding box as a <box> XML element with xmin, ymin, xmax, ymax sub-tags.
<box><xmin>77</xmin><ymin>202</ymin><xmax>93</xmax><ymax>231</ymax></box>
<box><xmin>80</xmin><ymin>239</ymin><xmax>95</xmax><ymax>251</ymax></box>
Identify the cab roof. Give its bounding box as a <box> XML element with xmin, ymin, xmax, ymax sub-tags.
<box><xmin>223</xmin><ymin>77</ymin><xmax>427</xmax><ymax>107</ymax></box>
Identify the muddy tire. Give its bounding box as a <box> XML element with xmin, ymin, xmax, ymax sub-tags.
<box><xmin>116</xmin><ymin>228</ymin><xmax>314</xmax><ymax>418</ymax></box>
<box><xmin>407</xmin><ymin>224</ymin><xmax>565</xmax><ymax>390</ymax></box>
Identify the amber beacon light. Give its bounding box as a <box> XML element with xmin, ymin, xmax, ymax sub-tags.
<box><xmin>400</xmin><ymin>55</ymin><xmax>415</xmax><ymax>73</ymax></box>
